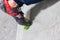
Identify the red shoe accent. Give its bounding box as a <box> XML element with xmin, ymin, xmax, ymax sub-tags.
<box><xmin>3</xmin><ymin>0</ymin><xmax>19</xmax><ymax>16</ymax></box>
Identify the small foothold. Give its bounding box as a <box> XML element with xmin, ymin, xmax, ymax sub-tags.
<box><xmin>24</xmin><ymin>25</ymin><xmax>30</xmax><ymax>30</ymax></box>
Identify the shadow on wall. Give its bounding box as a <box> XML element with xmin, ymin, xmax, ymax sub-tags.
<box><xmin>29</xmin><ymin>0</ymin><xmax>59</xmax><ymax>21</ymax></box>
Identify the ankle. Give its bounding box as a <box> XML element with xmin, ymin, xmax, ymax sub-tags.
<box><xmin>8</xmin><ymin>0</ymin><xmax>18</xmax><ymax>8</ymax></box>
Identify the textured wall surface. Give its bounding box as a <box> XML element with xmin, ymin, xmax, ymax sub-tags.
<box><xmin>16</xmin><ymin>0</ymin><xmax>60</xmax><ymax>40</ymax></box>
<box><xmin>0</xmin><ymin>10</ymin><xmax>17</xmax><ymax>40</ymax></box>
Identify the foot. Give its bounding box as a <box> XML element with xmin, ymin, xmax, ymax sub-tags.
<box><xmin>14</xmin><ymin>12</ymin><xmax>32</xmax><ymax>26</ymax></box>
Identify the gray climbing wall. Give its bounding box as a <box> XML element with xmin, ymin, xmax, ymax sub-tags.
<box><xmin>16</xmin><ymin>0</ymin><xmax>60</xmax><ymax>40</ymax></box>
<box><xmin>0</xmin><ymin>10</ymin><xmax>17</xmax><ymax>40</ymax></box>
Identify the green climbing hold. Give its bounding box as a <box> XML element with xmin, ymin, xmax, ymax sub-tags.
<box><xmin>24</xmin><ymin>25</ymin><xmax>30</xmax><ymax>30</ymax></box>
